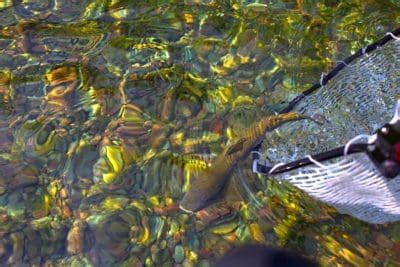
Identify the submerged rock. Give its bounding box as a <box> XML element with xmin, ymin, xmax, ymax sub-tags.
<box><xmin>174</xmin><ymin>244</ymin><xmax>185</xmax><ymax>264</ymax></box>
<box><xmin>67</xmin><ymin>220</ymin><xmax>86</xmax><ymax>255</ymax></box>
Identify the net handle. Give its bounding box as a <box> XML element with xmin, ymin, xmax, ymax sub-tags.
<box><xmin>254</xmin><ymin>143</ymin><xmax>368</xmax><ymax>175</ymax></box>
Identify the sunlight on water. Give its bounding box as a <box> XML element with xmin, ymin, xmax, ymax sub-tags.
<box><xmin>0</xmin><ymin>1</ymin><xmax>400</xmax><ymax>266</ymax></box>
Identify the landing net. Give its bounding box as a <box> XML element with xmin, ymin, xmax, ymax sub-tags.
<box><xmin>258</xmin><ymin>30</ymin><xmax>400</xmax><ymax>224</ymax></box>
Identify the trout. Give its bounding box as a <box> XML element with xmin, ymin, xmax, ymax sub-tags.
<box><xmin>179</xmin><ymin>112</ymin><xmax>304</xmax><ymax>213</ymax></box>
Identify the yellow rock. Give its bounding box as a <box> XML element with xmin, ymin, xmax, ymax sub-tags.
<box><xmin>48</xmin><ymin>181</ymin><xmax>59</xmax><ymax>198</ymax></box>
<box><xmin>35</xmin><ymin>129</ymin><xmax>57</xmax><ymax>155</ymax></box>
<box><xmin>210</xmin><ymin>64</ymin><xmax>227</xmax><ymax>76</ymax></box>
<box><xmin>90</xmin><ymin>103</ymin><xmax>101</xmax><ymax>117</ymax></box>
<box><xmin>165</xmin><ymin>197</ymin><xmax>174</xmax><ymax>206</ymax></box>
<box><xmin>249</xmin><ymin>223</ymin><xmax>266</xmax><ymax>243</ymax></box>
<box><xmin>104</xmin><ymin>145</ymin><xmax>123</xmax><ymax>173</ymax></box>
<box><xmin>168</xmin><ymin>221</ymin><xmax>180</xmax><ymax>236</ymax></box>
<box><xmin>187</xmin><ymin>251</ymin><xmax>198</xmax><ymax>262</ymax></box>
<box><xmin>110</xmin><ymin>8</ymin><xmax>129</xmax><ymax>19</ymax></box>
<box><xmin>216</xmin><ymin>86</ymin><xmax>233</xmax><ymax>104</ymax></box>
<box><xmin>0</xmin><ymin>70</ymin><xmax>10</xmax><ymax>85</ymax></box>
<box><xmin>148</xmin><ymin>195</ymin><xmax>160</xmax><ymax>207</ymax></box>
<box><xmin>170</xmin><ymin>131</ymin><xmax>184</xmax><ymax>146</ymax></box>
<box><xmin>138</xmin><ymin>216</ymin><xmax>150</xmax><ymax>245</ymax></box>
<box><xmin>0</xmin><ymin>70</ymin><xmax>11</xmax><ymax>104</ymax></box>
<box><xmin>222</xmin><ymin>54</ymin><xmax>237</xmax><ymax>69</ymax></box>
<box><xmin>103</xmin><ymin>172</ymin><xmax>117</xmax><ymax>184</ymax></box>
<box><xmin>210</xmin><ymin>222</ymin><xmax>238</xmax><ymax>235</ymax></box>
<box><xmin>240</xmin><ymin>55</ymin><xmax>250</xmax><ymax>64</ymax></box>
<box><xmin>244</xmin><ymin>3</ymin><xmax>268</xmax><ymax>12</ymax></box>
<box><xmin>232</xmin><ymin>95</ymin><xmax>254</xmax><ymax>107</ymax></box>
<box><xmin>45</xmin><ymin>66</ymin><xmax>78</xmax><ymax>87</ymax></box>
<box><xmin>187</xmin><ymin>72</ymin><xmax>208</xmax><ymax>85</ymax></box>
<box><xmin>223</xmin><ymin>232</ymin><xmax>238</xmax><ymax>243</ymax></box>
<box><xmin>120</xmin><ymin>104</ymin><xmax>145</xmax><ymax>123</ymax></box>
<box><xmin>322</xmin><ymin>235</ymin><xmax>366</xmax><ymax>266</ymax></box>
<box><xmin>287</xmin><ymin>202</ymin><xmax>298</xmax><ymax>212</ymax></box>
<box><xmin>232</xmin><ymin>3</ymin><xmax>240</xmax><ymax>10</ymax></box>
<box><xmin>102</xmin><ymin>197</ymin><xmax>125</xmax><ymax>211</ymax></box>
<box><xmin>0</xmin><ymin>0</ymin><xmax>13</xmax><ymax>8</ymax></box>
<box><xmin>130</xmin><ymin>200</ymin><xmax>147</xmax><ymax>211</ymax></box>
<box><xmin>184</xmin><ymin>13</ymin><xmax>194</xmax><ymax>24</ymax></box>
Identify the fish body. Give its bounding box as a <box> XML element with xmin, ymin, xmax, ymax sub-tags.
<box><xmin>179</xmin><ymin>112</ymin><xmax>304</xmax><ymax>212</ymax></box>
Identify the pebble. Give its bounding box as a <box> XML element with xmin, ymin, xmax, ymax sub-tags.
<box><xmin>67</xmin><ymin>220</ymin><xmax>84</xmax><ymax>255</ymax></box>
<box><xmin>9</xmin><ymin>232</ymin><xmax>24</xmax><ymax>263</ymax></box>
<box><xmin>173</xmin><ymin>244</ymin><xmax>185</xmax><ymax>264</ymax></box>
<box><xmin>182</xmin><ymin>258</ymin><xmax>194</xmax><ymax>267</ymax></box>
<box><xmin>210</xmin><ymin>222</ymin><xmax>238</xmax><ymax>235</ymax></box>
<box><xmin>198</xmin><ymin>259</ymin><xmax>211</xmax><ymax>267</ymax></box>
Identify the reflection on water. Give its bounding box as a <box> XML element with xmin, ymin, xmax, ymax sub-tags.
<box><xmin>0</xmin><ymin>1</ymin><xmax>400</xmax><ymax>265</ymax></box>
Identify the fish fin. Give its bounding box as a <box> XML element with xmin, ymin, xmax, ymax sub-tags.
<box><xmin>223</xmin><ymin>174</ymin><xmax>245</xmax><ymax>204</ymax></box>
<box><xmin>231</xmin><ymin>168</ymin><xmax>263</xmax><ymax>208</ymax></box>
<box><xmin>225</xmin><ymin>137</ymin><xmax>248</xmax><ymax>156</ymax></box>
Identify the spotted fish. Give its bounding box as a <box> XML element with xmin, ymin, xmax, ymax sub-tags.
<box><xmin>179</xmin><ymin>112</ymin><xmax>305</xmax><ymax>212</ymax></box>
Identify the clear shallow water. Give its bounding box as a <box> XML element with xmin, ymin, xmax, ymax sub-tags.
<box><xmin>0</xmin><ymin>1</ymin><xmax>400</xmax><ymax>266</ymax></box>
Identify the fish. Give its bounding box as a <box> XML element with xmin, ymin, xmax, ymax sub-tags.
<box><xmin>179</xmin><ymin>112</ymin><xmax>305</xmax><ymax>213</ymax></box>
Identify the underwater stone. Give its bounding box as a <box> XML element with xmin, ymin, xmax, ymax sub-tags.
<box><xmin>0</xmin><ymin>8</ymin><xmax>16</xmax><ymax>27</ymax></box>
<box><xmin>159</xmin><ymin>250</ymin><xmax>174</xmax><ymax>266</ymax></box>
<box><xmin>67</xmin><ymin>220</ymin><xmax>85</xmax><ymax>255</ymax></box>
<box><xmin>40</xmin><ymin>226</ymin><xmax>68</xmax><ymax>258</ymax></box>
<box><xmin>198</xmin><ymin>259</ymin><xmax>211</xmax><ymax>267</ymax></box>
<box><xmin>0</xmin><ymin>208</ymin><xmax>8</xmax><ymax>224</ymax></box>
<box><xmin>22</xmin><ymin>227</ymin><xmax>41</xmax><ymax>263</ymax></box>
<box><xmin>249</xmin><ymin>223</ymin><xmax>266</xmax><ymax>243</ymax></box>
<box><xmin>119</xmin><ymin>255</ymin><xmax>142</xmax><ymax>267</ymax></box>
<box><xmin>0</xmin><ymin>194</ymin><xmax>7</xmax><ymax>207</ymax></box>
<box><xmin>209</xmin><ymin>222</ymin><xmax>238</xmax><ymax>235</ymax></box>
<box><xmin>173</xmin><ymin>244</ymin><xmax>185</xmax><ymax>264</ymax></box>
<box><xmin>86</xmin><ymin>212</ymin><xmax>131</xmax><ymax>263</ymax></box>
<box><xmin>7</xmin><ymin>203</ymin><xmax>25</xmax><ymax>221</ymax></box>
<box><xmin>149</xmin><ymin>216</ymin><xmax>166</xmax><ymax>242</ymax></box>
<box><xmin>69</xmin><ymin>256</ymin><xmax>90</xmax><ymax>267</ymax></box>
<box><xmin>187</xmin><ymin>230</ymin><xmax>200</xmax><ymax>251</ymax></box>
<box><xmin>0</xmin><ymin>55</ymin><xmax>13</xmax><ymax>68</ymax></box>
<box><xmin>9</xmin><ymin>232</ymin><xmax>24</xmax><ymax>263</ymax></box>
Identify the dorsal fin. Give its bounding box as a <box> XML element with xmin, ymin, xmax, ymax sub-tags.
<box><xmin>226</xmin><ymin>138</ymin><xmax>248</xmax><ymax>156</ymax></box>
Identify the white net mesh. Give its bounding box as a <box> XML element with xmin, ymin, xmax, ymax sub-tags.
<box><xmin>259</xmin><ymin>36</ymin><xmax>400</xmax><ymax>224</ymax></box>
<box><xmin>275</xmin><ymin>153</ymin><xmax>400</xmax><ymax>224</ymax></box>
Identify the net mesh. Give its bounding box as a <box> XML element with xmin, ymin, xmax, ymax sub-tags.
<box><xmin>259</xmin><ymin>37</ymin><xmax>400</xmax><ymax>224</ymax></box>
<box><xmin>275</xmin><ymin>153</ymin><xmax>400</xmax><ymax>224</ymax></box>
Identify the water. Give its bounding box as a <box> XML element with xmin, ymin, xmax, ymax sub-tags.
<box><xmin>0</xmin><ymin>1</ymin><xmax>400</xmax><ymax>266</ymax></box>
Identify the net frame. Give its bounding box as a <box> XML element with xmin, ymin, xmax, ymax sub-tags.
<box><xmin>280</xmin><ymin>28</ymin><xmax>400</xmax><ymax>114</ymax></box>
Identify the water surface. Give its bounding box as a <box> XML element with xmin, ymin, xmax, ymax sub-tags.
<box><xmin>0</xmin><ymin>1</ymin><xmax>400</xmax><ymax>266</ymax></box>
